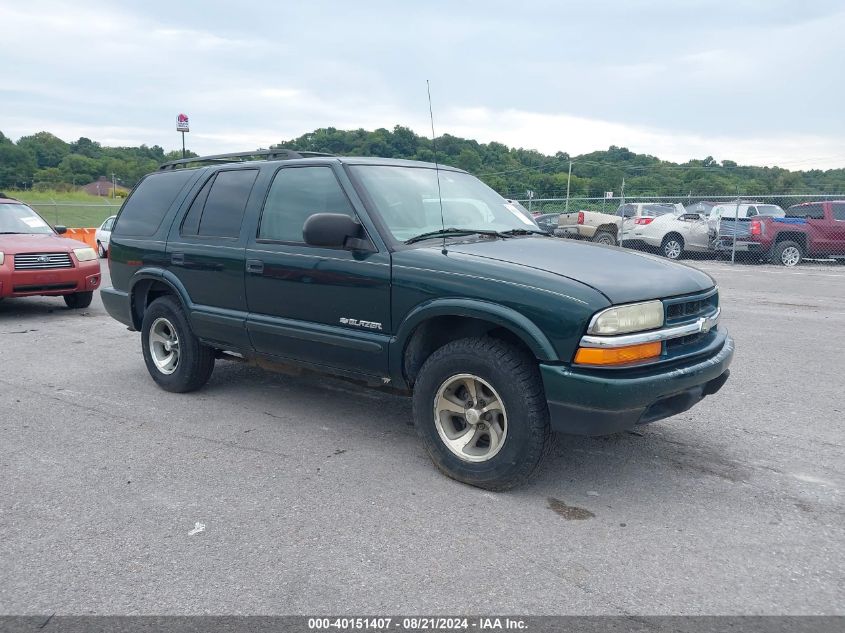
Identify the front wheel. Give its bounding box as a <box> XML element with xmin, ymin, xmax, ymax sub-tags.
<box><xmin>64</xmin><ymin>291</ymin><xmax>93</xmax><ymax>309</ymax></box>
<box><xmin>141</xmin><ymin>296</ymin><xmax>215</xmax><ymax>392</ymax></box>
<box><xmin>97</xmin><ymin>241</ymin><xmax>107</xmax><ymax>258</ymax></box>
<box><xmin>412</xmin><ymin>337</ymin><xmax>551</xmax><ymax>490</ymax></box>
<box><xmin>773</xmin><ymin>241</ymin><xmax>803</xmax><ymax>267</ymax></box>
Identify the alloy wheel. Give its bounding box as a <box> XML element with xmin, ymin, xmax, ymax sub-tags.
<box><xmin>433</xmin><ymin>373</ymin><xmax>508</xmax><ymax>463</ymax></box>
<box><xmin>148</xmin><ymin>317</ymin><xmax>180</xmax><ymax>374</ymax></box>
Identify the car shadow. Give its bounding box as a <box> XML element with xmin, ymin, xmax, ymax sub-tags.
<box><xmin>203</xmin><ymin>360</ymin><xmax>744</xmax><ymax>502</ymax></box>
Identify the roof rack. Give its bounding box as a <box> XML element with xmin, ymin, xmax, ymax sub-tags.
<box><xmin>159</xmin><ymin>149</ymin><xmax>335</xmax><ymax>170</ymax></box>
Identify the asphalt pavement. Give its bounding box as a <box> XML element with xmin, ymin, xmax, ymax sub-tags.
<box><xmin>1</xmin><ymin>259</ymin><xmax>843</xmax><ymax>615</ymax></box>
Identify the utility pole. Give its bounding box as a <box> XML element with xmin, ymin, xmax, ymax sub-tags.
<box><xmin>564</xmin><ymin>161</ymin><xmax>572</xmax><ymax>213</ymax></box>
<box><xmin>619</xmin><ymin>177</ymin><xmax>626</xmax><ymax>246</ymax></box>
<box><xmin>731</xmin><ymin>186</ymin><xmax>740</xmax><ymax>264</ymax></box>
<box><xmin>112</xmin><ymin>173</ymin><xmax>116</xmax><ymax>199</ymax></box>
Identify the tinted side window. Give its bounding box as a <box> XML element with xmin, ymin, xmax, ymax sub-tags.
<box><xmin>259</xmin><ymin>167</ymin><xmax>354</xmax><ymax>242</ymax></box>
<box><xmin>196</xmin><ymin>169</ymin><xmax>258</xmax><ymax>238</ymax></box>
<box><xmin>787</xmin><ymin>203</ymin><xmax>824</xmax><ymax>219</ymax></box>
<box><xmin>114</xmin><ymin>170</ymin><xmax>194</xmax><ymax>236</ymax></box>
<box><xmin>181</xmin><ymin>175</ymin><xmax>214</xmax><ymax>236</ymax></box>
<box><xmin>832</xmin><ymin>203</ymin><xmax>845</xmax><ymax>221</ymax></box>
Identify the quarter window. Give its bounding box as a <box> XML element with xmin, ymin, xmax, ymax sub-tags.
<box><xmin>831</xmin><ymin>203</ymin><xmax>845</xmax><ymax>221</ymax></box>
<box><xmin>259</xmin><ymin>167</ymin><xmax>355</xmax><ymax>242</ymax></box>
<box><xmin>113</xmin><ymin>170</ymin><xmax>194</xmax><ymax>237</ymax></box>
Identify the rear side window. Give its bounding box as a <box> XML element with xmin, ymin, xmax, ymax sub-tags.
<box><xmin>832</xmin><ymin>203</ymin><xmax>845</xmax><ymax>221</ymax></box>
<box><xmin>181</xmin><ymin>169</ymin><xmax>258</xmax><ymax>238</ymax></box>
<box><xmin>258</xmin><ymin>167</ymin><xmax>354</xmax><ymax>242</ymax></box>
<box><xmin>114</xmin><ymin>170</ymin><xmax>195</xmax><ymax>236</ymax></box>
<box><xmin>787</xmin><ymin>203</ymin><xmax>824</xmax><ymax>219</ymax></box>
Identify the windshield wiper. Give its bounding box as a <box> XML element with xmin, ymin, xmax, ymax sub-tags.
<box><xmin>404</xmin><ymin>228</ymin><xmax>509</xmax><ymax>245</ymax></box>
<box><xmin>498</xmin><ymin>228</ymin><xmax>549</xmax><ymax>236</ymax></box>
<box><xmin>0</xmin><ymin>231</ymin><xmax>25</xmax><ymax>234</ymax></box>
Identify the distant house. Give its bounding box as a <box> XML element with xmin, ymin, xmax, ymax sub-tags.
<box><xmin>81</xmin><ymin>176</ymin><xmax>130</xmax><ymax>197</ymax></box>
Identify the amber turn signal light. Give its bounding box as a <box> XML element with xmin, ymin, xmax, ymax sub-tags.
<box><xmin>574</xmin><ymin>341</ymin><xmax>662</xmax><ymax>366</ymax></box>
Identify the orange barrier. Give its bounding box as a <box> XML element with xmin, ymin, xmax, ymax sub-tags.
<box><xmin>64</xmin><ymin>228</ymin><xmax>98</xmax><ymax>250</ymax></box>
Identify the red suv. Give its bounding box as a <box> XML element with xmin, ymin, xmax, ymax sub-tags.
<box><xmin>0</xmin><ymin>195</ymin><xmax>101</xmax><ymax>308</ymax></box>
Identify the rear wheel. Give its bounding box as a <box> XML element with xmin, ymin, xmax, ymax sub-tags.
<box><xmin>661</xmin><ymin>234</ymin><xmax>684</xmax><ymax>260</ymax></box>
<box><xmin>141</xmin><ymin>296</ymin><xmax>215</xmax><ymax>392</ymax></box>
<box><xmin>592</xmin><ymin>231</ymin><xmax>617</xmax><ymax>246</ymax></box>
<box><xmin>411</xmin><ymin>337</ymin><xmax>551</xmax><ymax>491</ymax></box>
<box><xmin>773</xmin><ymin>241</ymin><xmax>803</xmax><ymax>267</ymax></box>
<box><xmin>64</xmin><ymin>291</ymin><xmax>93</xmax><ymax>309</ymax></box>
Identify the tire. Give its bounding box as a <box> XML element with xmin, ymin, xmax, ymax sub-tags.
<box><xmin>411</xmin><ymin>337</ymin><xmax>551</xmax><ymax>491</ymax></box>
<box><xmin>661</xmin><ymin>234</ymin><xmax>684</xmax><ymax>260</ymax></box>
<box><xmin>140</xmin><ymin>295</ymin><xmax>215</xmax><ymax>393</ymax></box>
<box><xmin>592</xmin><ymin>231</ymin><xmax>617</xmax><ymax>246</ymax></box>
<box><xmin>63</xmin><ymin>291</ymin><xmax>93</xmax><ymax>309</ymax></box>
<box><xmin>773</xmin><ymin>240</ymin><xmax>803</xmax><ymax>267</ymax></box>
<box><xmin>97</xmin><ymin>241</ymin><xmax>107</xmax><ymax>258</ymax></box>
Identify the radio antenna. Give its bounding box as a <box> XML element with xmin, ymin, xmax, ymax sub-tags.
<box><xmin>427</xmin><ymin>80</ymin><xmax>447</xmax><ymax>254</ymax></box>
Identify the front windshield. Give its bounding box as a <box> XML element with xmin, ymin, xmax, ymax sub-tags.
<box><xmin>0</xmin><ymin>203</ymin><xmax>55</xmax><ymax>235</ymax></box>
<box><xmin>351</xmin><ymin>166</ymin><xmax>539</xmax><ymax>241</ymax></box>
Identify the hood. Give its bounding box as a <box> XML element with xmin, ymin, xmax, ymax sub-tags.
<box><xmin>443</xmin><ymin>236</ymin><xmax>715</xmax><ymax>304</ymax></box>
<box><xmin>0</xmin><ymin>233</ymin><xmax>90</xmax><ymax>254</ymax></box>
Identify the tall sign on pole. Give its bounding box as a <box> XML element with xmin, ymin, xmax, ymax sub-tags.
<box><xmin>176</xmin><ymin>113</ymin><xmax>190</xmax><ymax>158</ymax></box>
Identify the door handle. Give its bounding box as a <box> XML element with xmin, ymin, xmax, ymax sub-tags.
<box><xmin>171</xmin><ymin>252</ymin><xmax>185</xmax><ymax>265</ymax></box>
<box><xmin>246</xmin><ymin>259</ymin><xmax>264</xmax><ymax>274</ymax></box>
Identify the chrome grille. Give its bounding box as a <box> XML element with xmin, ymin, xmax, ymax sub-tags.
<box><xmin>14</xmin><ymin>252</ymin><xmax>74</xmax><ymax>270</ymax></box>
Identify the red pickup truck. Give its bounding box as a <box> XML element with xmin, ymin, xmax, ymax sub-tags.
<box><xmin>716</xmin><ymin>201</ymin><xmax>845</xmax><ymax>266</ymax></box>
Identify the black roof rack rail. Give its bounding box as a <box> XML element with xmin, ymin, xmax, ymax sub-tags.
<box><xmin>159</xmin><ymin>149</ymin><xmax>335</xmax><ymax>170</ymax></box>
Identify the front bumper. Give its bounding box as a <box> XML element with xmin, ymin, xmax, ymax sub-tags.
<box><xmin>540</xmin><ymin>332</ymin><xmax>734</xmax><ymax>436</ymax></box>
<box><xmin>0</xmin><ymin>260</ymin><xmax>100</xmax><ymax>298</ymax></box>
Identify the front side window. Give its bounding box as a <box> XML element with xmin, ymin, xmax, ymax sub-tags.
<box><xmin>832</xmin><ymin>202</ymin><xmax>845</xmax><ymax>221</ymax></box>
<box><xmin>350</xmin><ymin>166</ymin><xmax>539</xmax><ymax>242</ymax></box>
<box><xmin>0</xmin><ymin>203</ymin><xmax>54</xmax><ymax>235</ymax></box>
<box><xmin>259</xmin><ymin>167</ymin><xmax>355</xmax><ymax>242</ymax></box>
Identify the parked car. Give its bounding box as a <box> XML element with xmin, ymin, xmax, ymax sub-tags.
<box><xmin>625</xmin><ymin>207</ymin><xmax>712</xmax><ymax>260</ymax></box>
<box><xmin>0</xmin><ymin>195</ymin><xmax>101</xmax><ymax>308</ymax></box>
<box><xmin>557</xmin><ymin>203</ymin><xmax>682</xmax><ymax>246</ymax></box>
<box><xmin>708</xmin><ymin>202</ymin><xmax>785</xmax><ymax>232</ymax></box>
<box><xmin>101</xmin><ymin>150</ymin><xmax>733</xmax><ymax>490</ymax></box>
<box><xmin>95</xmin><ymin>215</ymin><xmax>117</xmax><ymax>258</ymax></box>
<box><xmin>716</xmin><ymin>201</ymin><xmax>845</xmax><ymax>266</ymax></box>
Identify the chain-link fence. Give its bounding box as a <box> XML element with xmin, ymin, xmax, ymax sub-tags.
<box><xmin>516</xmin><ymin>194</ymin><xmax>845</xmax><ymax>266</ymax></box>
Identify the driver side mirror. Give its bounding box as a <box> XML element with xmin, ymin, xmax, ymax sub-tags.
<box><xmin>303</xmin><ymin>213</ymin><xmax>371</xmax><ymax>251</ymax></box>
<box><xmin>54</xmin><ymin>225</ymin><xmax>67</xmax><ymax>234</ymax></box>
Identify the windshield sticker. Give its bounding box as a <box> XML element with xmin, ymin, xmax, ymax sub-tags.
<box><xmin>504</xmin><ymin>204</ymin><xmax>535</xmax><ymax>226</ymax></box>
<box><xmin>21</xmin><ymin>216</ymin><xmax>48</xmax><ymax>228</ymax></box>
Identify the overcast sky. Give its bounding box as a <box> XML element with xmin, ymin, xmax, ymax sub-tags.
<box><xmin>2</xmin><ymin>0</ymin><xmax>844</xmax><ymax>168</ymax></box>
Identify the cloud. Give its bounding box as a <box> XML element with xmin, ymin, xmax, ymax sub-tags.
<box><xmin>1</xmin><ymin>0</ymin><xmax>844</xmax><ymax>170</ymax></box>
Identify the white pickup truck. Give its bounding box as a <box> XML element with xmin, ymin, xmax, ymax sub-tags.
<box><xmin>557</xmin><ymin>203</ymin><xmax>684</xmax><ymax>246</ymax></box>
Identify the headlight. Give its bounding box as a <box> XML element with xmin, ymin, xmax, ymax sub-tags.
<box><xmin>73</xmin><ymin>248</ymin><xmax>98</xmax><ymax>262</ymax></box>
<box><xmin>587</xmin><ymin>300</ymin><xmax>664</xmax><ymax>335</ymax></box>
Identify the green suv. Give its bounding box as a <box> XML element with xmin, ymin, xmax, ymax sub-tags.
<box><xmin>102</xmin><ymin>150</ymin><xmax>733</xmax><ymax>489</ymax></box>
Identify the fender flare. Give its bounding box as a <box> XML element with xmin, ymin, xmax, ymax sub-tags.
<box><xmin>128</xmin><ymin>267</ymin><xmax>193</xmax><ymax>329</ymax></box>
<box><xmin>390</xmin><ymin>298</ymin><xmax>559</xmax><ymax>382</ymax></box>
